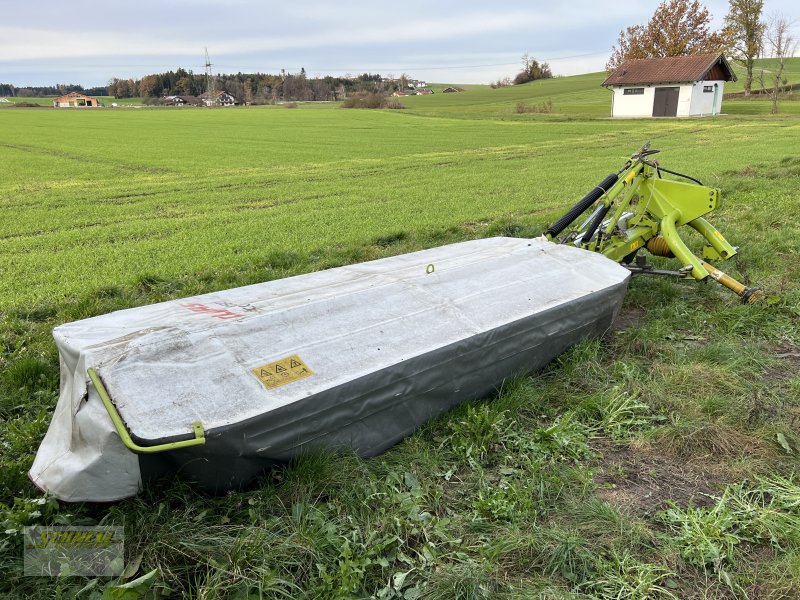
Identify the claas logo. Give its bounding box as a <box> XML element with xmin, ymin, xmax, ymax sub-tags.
<box><xmin>30</xmin><ymin>530</ymin><xmax>116</xmax><ymax>549</ymax></box>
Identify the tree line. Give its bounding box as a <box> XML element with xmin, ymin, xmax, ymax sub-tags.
<box><xmin>0</xmin><ymin>83</ymin><xmax>107</xmax><ymax>98</ymax></box>
<box><xmin>109</xmin><ymin>69</ymin><xmax>388</xmax><ymax>103</ymax></box>
<box><xmin>1</xmin><ymin>71</ymin><xmax>391</xmax><ymax>103</ymax></box>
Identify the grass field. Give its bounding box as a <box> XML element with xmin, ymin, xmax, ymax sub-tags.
<box><xmin>1</xmin><ymin>66</ymin><xmax>799</xmax><ymax>599</ymax></box>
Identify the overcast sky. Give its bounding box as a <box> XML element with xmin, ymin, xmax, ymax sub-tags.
<box><xmin>1</xmin><ymin>0</ymin><xmax>798</xmax><ymax>87</ymax></box>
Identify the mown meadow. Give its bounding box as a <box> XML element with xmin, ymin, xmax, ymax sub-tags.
<box><xmin>1</xmin><ymin>67</ymin><xmax>799</xmax><ymax>598</ymax></box>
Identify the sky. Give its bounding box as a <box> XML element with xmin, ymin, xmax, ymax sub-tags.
<box><xmin>1</xmin><ymin>0</ymin><xmax>798</xmax><ymax>87</ymax></box>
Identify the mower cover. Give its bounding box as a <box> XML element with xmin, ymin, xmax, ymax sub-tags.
<box><xmin>30</xmin><ymin>237</ymin><xmax>630</xmax><ymax>502</ymax></box>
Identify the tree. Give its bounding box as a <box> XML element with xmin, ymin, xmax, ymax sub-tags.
<box><xmin>243</xmin><ymin>77</ymin><xmax>254</xmax><ymax>105</ymax></box>
<box><xmin>724</xmin><ymin>0</ymin><xmax>766</xmax><ymax>96</ymax></box>
<box><xmin>108</xmin><ymin>78</ymin><xmax>134</xmax><ymax>99</ymax></box>
<box><xmin>107</xmin><ymin>78</ymin><xmax>121</xmax><ymax>98</ymax></box>
<box><xmin>607</xmin><ymin>0</ymin><xmax>727</xmax><ymax>71</ymax></box>
<box><xmin>514</xmin><ymin>54</ymin><xmax>553</xmax><ymax>84</ymax></box>
<box><xmin>174</xmin><ymin>76</ymin><xmax>192</xmax><ymax>95</ymax></box>
<box><xmin>759</xmin><ymin>14</ymin><xmax>797</xmax><ymax>114</ymax></box>
<box><xmin>139</xmin><ymin>75</ymin><xmax>159</xmax><ymax>98</ymax></box>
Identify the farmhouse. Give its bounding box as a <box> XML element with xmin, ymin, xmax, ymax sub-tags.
<box><xmin>53</xmin><ymin>92</ymin><xmax>99</xmax><ymax>108</ymax></box>
<box><xmin>602</xmin><ymin>53</ymin><xmax>736</xmax><ymax>118</ymax></box>
<box><xmin>163</xmin><ymin>95</ymin><xmax>201</xmax><ymax>106</ymax></box>
<box><xmin>199</xmin><ymin>90</ymin><xmax>236</xmax><ymax>107</ymax></box>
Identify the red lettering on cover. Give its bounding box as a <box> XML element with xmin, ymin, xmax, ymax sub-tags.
<box><xmin>181</xmin><ymin>303</ymin><xmax>244</xmax><ymax>320</ymax></box>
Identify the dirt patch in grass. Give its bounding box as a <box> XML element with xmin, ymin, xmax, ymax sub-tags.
<box><xmin>736</xmin><ymin>165</ymin><xmax>758</xmax><ymax>177</ymax></box>
<box><xmin>611</xmin><ymin>306</ymin><xmax>644</xmax><ymax>332</ymax></box>
<box><xmin>591</xmin><ymin>439</ymin><xmax>726</xmax><ymax>517</ymax></box>
<box><xmin>770</xmin><ymin>344</ymin><xmax>800</xmax><ymax>428</ymax></box>
<box><xmin>775</xmin><ymin>343</ymin><xmax>800</xmax><ymax>369</ymax></box>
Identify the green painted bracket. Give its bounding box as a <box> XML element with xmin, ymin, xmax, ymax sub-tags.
<box><xmin>689</xmin><ymin>217</ymin><xmax>738</xmax><ymax>261</ymax></box>
<box><xmin>87</xmin><ymin>367</ymin><xmax>206</xmax><ymax>454</ymax></box>
<box><xmin>659</xmin><ymin>209</ymin><xmax>709</xmax><ymax>280</ymax></box>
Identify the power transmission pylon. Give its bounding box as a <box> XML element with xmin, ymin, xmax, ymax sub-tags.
<box><xmin>204</xmin><ymin>47</ymin><xmax>216</xmax><ymax>106</ymax></box>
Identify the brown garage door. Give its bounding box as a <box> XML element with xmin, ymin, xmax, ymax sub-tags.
<box><xmin>652</xmin><ymin>87</ymin><xmax>679</xmax><ymax>117</ymax></box>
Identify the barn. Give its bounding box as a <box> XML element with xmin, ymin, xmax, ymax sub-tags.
<box><xmin>53</xmin><ymin>92</ymin><xmax>99</xmax><ymax>108</ymax></box>
<box><xmin>602</xmin><ymin>53</ymin><xmax>736</xmax><ymax>118</ymax></box>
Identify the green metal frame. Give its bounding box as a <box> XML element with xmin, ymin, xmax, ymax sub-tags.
<box><xmin>546</xmin><ymin>143</ymin><xmax>761</xmax><ymax>302</ymax></box>
<box><xmin>87</xmin><ymin>367</ymin><xmax>206</xmax><ymax>453</ymax></box>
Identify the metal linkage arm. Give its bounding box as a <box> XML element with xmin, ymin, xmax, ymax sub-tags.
<box><xmin>87</xmin><ymin>368</ymin><xmax>206</xmax><ymax>454</ymax></box>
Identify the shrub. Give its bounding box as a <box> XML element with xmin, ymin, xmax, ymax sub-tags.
<box><xmin>341</xmin><ymin>92</ymin><xmax>402</xmax><ymax>109</ymax></box>
<box><xmin>515</xmin><ymin>99</ymin><xmax>553</xmax><ymax>114</ymax></box>
<box><xmin>383</xmin><ymin>98</ymin><xmax>405</xmax><ymax>109</ymax></box>
<box><xmin>284</xmin><ymin>102</ymin><xmax>298</xmax><ymax>109</ymax></box>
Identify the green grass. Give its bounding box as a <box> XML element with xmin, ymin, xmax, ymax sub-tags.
<box><xmin>1</xmin><ymin>69</ymin><xmax>800</xmax><ymax>599</ymax></box>
<box><xmin>403</xmin><ymin>73</ymin><xmax>611</xmax><ymax>118</ymax></box>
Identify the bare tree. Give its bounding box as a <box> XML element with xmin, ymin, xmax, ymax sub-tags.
<box><xmin>724</xmin><ymin>0</ymin><xmax>766</xmax><ymax>96</ymax></box>
<box><xmin>759</xmin><ymin>14</ymin><xmax>797</xmax><ymax>114</ymax></box>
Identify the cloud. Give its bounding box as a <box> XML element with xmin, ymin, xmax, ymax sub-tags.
<box><xmin>0</xmin><ymin>27</ymin><xmax>192</xmax><ymax>62</ymax></box>
<box><xmin>1</xmin><ymin>11</ymin><xmax>558</xmax><ymax>63</ymax></box>
<box><xmin>4</xmin><ymin>0</ymin><xmax>795</xmax><ymax>86</ymax></box>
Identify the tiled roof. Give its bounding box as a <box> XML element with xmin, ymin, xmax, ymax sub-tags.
<box><xmin>54</xmin><ymin>92</ymin><xmax>95</xmax><ymax>101</ymax></box>
<box><xmin>602</xmin><ymin>53</ymin><xmax>736</xmax><ymax>86</ymax></box>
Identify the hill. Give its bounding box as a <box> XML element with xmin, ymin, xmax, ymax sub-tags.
<box><xmin>401</xmin><ymin>57</ymin><xmax>800</xmax><ymax>119</ymax></box>
<box><xmin>726</xmin><ymin>56</ymin><xmax>800</xmax><ymax>94</ymax></box>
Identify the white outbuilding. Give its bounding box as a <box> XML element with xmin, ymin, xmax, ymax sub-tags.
<box><xmin>602</xmin><ymin>53</ymin><xmax>736</xmax><ymax>118</ymax></box>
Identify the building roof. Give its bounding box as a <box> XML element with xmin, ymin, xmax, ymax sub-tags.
<box><xmin>602</xmin><ymin>53</ymin><xmax>736</xmax><ymax>87</ymax></box>
<box><xmin>54</xmin><ymin>92</ymin><xmax>95</xmax><ymax>101</ymax></box>
<box><xmin>199</xmin><ymin>90</ymin><xmax>233</xmax><ymax>99</ymax></box>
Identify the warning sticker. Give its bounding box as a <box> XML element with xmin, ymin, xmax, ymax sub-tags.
<box><xmin>251</xmin><ymin>354</ymin><xmax>313</xmax><ymax>389</ymax></box>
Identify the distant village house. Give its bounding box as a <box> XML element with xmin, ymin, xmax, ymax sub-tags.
<box><xmin>199</xmin><ymin>90</ymin><xmax>236</xmax><ymax>107</ymax></box>
<box><xmin>53</xmin><ymin>92</ymin><xmax>99</xmax><ymax>108</ymax></box>
<box><xmin>163</xmin><ymin>95</ymin><xmax>201</xmax><ymax>106</ymax></box>
<box><xmin>602</xmin><ymin>53</ymin><xmax>736</xmax><ymax>118</ymax></box>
